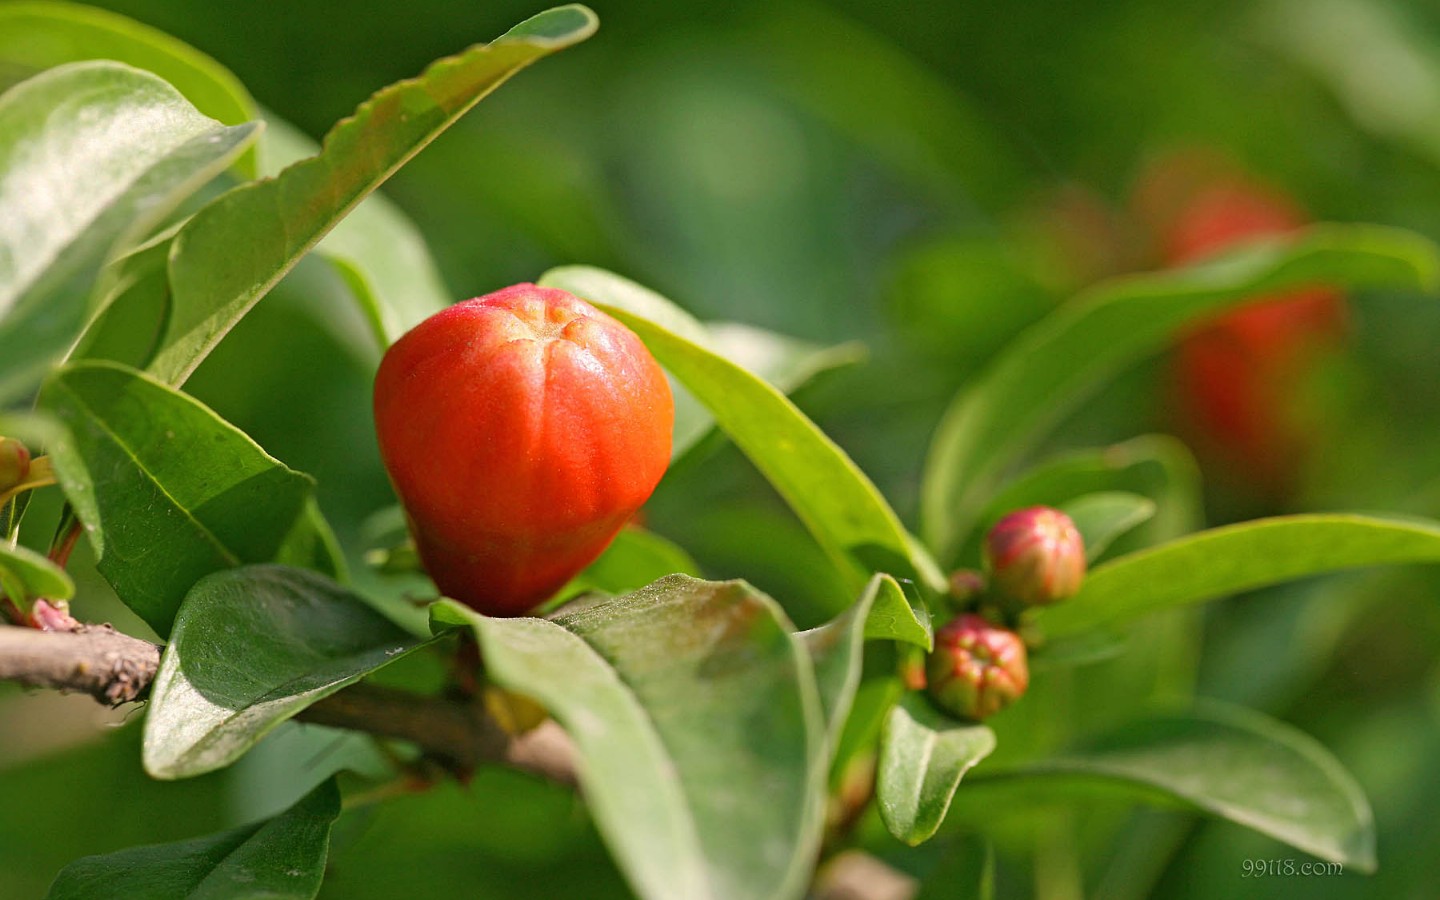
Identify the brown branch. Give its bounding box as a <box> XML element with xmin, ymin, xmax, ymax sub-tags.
<box><xmin>0</xmin><ymin>623</ymin><xmax>160</xmax><ymax>704</ymax></box>
<box><xmin>295</xmin><ymin>683</ymin><xmax>577</xmax><ymax>786</ymax></box>
<box><xmin>0</xmin><ymin>623</ymin><xmax>576</xmax><ymax>785</ymax></box>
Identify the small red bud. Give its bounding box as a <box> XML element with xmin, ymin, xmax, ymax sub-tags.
<box><xmin>926</xmin><ymin>614</ymin><xmax>1029</xmax><ymax>720</ymax></box>
<box><xmin>984</xmin><ymin>506</ymin><xmax>1085</xmax><ymax>606</ymax></box>
<box><xmin>947</xmin><ymin>569</ymin><xmax>986</xmax><ymax>605</ymax></box>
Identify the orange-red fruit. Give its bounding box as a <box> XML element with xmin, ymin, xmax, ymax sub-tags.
<box><xmin>373</xmin><ymin>283</ymin><xmax>673</xmax><ymax>616</ymax></box>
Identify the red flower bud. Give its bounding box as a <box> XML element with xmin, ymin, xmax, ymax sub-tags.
<box><xmin>947</xmin><ymin>568</ymin><xmax>986</xmax><ymax>605</ymax></box>
<box><xmin>373</xmin><ymin>284</ymin><xmax>673</xmax><ymax>616</ymax></box>
<box><xmin>983</xmin><ymin>506</ymin><xmax>1085</xmax><ymax>606</ymax></box>
<box><xmin>926</xmin><ymin>614</ymin><xmax>1029</xmax><ymax>720</ymax></box>
<box><xmin>1142</xmin><ymin>158</ymin><xmax>1346</xmax><ymax>498</ymax></box>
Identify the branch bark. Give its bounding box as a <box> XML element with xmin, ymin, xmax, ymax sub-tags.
<box><xmin>0</xmin><ymin>623</ymin><xmax>159</xmax><ymax>704</ymax></box>
<box><xmin>0</xmin><ymin>624</ymin><xmax>576</xmax><ymax>785</ymax></box>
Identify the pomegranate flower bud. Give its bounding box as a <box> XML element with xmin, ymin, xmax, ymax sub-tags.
<box><xmin>983</xmin><ymin>506</ymin><xmax>1085</xmax><ymax>606</ymax></box>
<box><xmin>926</xmin><ymin>614</ymin><xmax>1029</xmax><ymax>720</ymax></box>
<box><xmin>947</xmin><ymin>569</ymin><xmax>986</xmax><ymax>606</ymax></box>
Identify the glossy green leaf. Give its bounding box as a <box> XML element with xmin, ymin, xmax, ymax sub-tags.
<box><xmin>39</xmin><ymin>361</ymin><xmax>313</xmax><ymax>636</ymax></box>
<box><xmin>876</xmin><ymin>693</ymin><xmax>997</xmax><ymax>846</ymax></box>
<box><xmin>0</xmin><ymin>61</ymin><xmax>258</xmax><ymax>400</ymax></box>
<box><xmin>431</xmin><ymin>575</ymin><xmax>827</xmax><ymax>900</ymax></box>
<box><xmin>921</xmin><ymin>225</ymin><xmax>1440</xmax><ymax>563</ymax></box>
<box><xmin>564</xmin><ymin>527</ymin><xmax>701</xmax><ymax>597</ymax></box>
<box><xmin>0</xmin><ymin>1</ymin><xmax>257</xmax><ymax>174</ymax></box>
<box><xmin>0</xmin><ymin>542</ymin><xmax>74</xmax><ymax>607</ymax></box>
<box><xmin>257</xmin><ymin>114</ymin><xmax>450</xmax><ymax>349</ymax></box>
<box><xmin>540</xmin><ymin>266</ymin><xmax>866</xmax><ymax>459</ymax></box>
<box><xmin>146</xmin><ymin>5</ymin><xmax>598</xmax><ymax>386</ymax></box>
<box><xmin>545</xmin><ymin>267</ymin><xmax>937</xmax><ymax>600</ymax></box>
<box><xmin>144</xmin><ymin>565</ymin><xmax>429</xmax><ymax>779</ymax></box>
<box><xmin>1039</xmin><ymin>513</ymin><xmax>1440</xmax><ymax>639</ymax></box>
<box><xmin>46</xmin><ymin>778</ymin><xmax>341</xmax><ymax>899</ymax></box>
<box><xmin>1058</xmin><ymin>492</ymin><xmax>1156</xmax><ymax>563</ymax></box>
<box><xmin>800</xmin><ymin>574</ymin><xmax>932</xmax><ymax>753</ymax></box>
<box><xmin>962</xmin><ymin>704</ymin><xmax>1375</xmax><ymax>869</ymax></box>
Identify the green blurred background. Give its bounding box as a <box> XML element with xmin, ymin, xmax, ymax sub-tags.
<box><xmin>5</xmin><ymin>0</ymin><xmax>1440</xmax><ymax>896</ymax></box>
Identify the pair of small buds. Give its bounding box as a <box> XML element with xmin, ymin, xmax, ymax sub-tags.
<box><xmin>927</xmin><ymin>507</ymin><xmax>1086</xmax><ymax>721</ymax></box>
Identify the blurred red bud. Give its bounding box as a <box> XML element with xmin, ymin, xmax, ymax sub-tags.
<box><xmin>983</xmin><ymin>506</ymin><xmax>1086</xmax><ymax>606</ymax></box>
<box><xmin>1152</xmin><ymin>167</ymin><xmax>1346</xmax><ymax>498</ymax></box>
<box><xmin>926</xmin><ymin>614</ymin><xmax>1029</xmax><ymax>720</ymax></box>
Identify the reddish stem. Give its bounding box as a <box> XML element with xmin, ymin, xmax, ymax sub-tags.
<box><xmin>49</xmin><ymin>520</ymin><xmax>83</xmax><ymax>568</ymax></box>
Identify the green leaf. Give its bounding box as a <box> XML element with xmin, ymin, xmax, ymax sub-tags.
<box><xmin>962</xmin><ymin>704</ymin><xmax>1375</xmax><ymax>869</ymax></box>
<box><xmin>545</xmin><ymin>267</ymin><xmax>937</xmax><ymax>600</ymax></box>
<box><xmin>564</xmin><ymin>527</ymin><xmax>701</xmax><ymax>597</ymax></box>
<box><xmin>46</xmin><ymin>778</ymin><xmax>341</xmax><ymax>899</ymax></box>
<box><xmin>257</xmin><ymin>114</ymin><xmax>450</xmax><ymax>349</ymax></box>
<box><xmin>1058</xmin><ymin>492</ymin><xmax>1156</xmax><ymax>563</ymax></box>
<box><xmin>800</xmin><ymin>574</ymin><xmax>932</xmax><ymax>753</ymax></box>
<box><xmin>147</xmin><ymin>5</ymin><xmax>598</xmax><ymax>386</ymax></box>
<box><xmin>540</xmin><ymin>265</ymin><xmax>866</xmax><ymax>460</ymax></box>
<box><xmin>921</xmin><ymin>225</ymin><xmax>1440</xmax><ymax>563</ymax></box>
<box><xmin>876</xmin><ymin>693</ymin><xmax>997</xmax><ymax>846</ymax></box>
<box><xmin>0</xmin><ymin>1</ymin><xmax>257</xmax><ymax>175</ymax></box>
<box><xmin>431</xmin><ymin>575</ymin><xmax>827</xmax><ymax>900</ymax></box>
<box><xmin>275</xmin><ymin>499</ymin><xmax>348</xmax><ymax>582</ymax></box>
<box><xmin>39</xmin><ymin>361</ymin><xmax>313</xmax><ymax>636</ymax></box>
<box><xmin>0</xmin><ymin>61</ymin><xmax>259</xmax><ymax>400</ymax></box>
<box><xmin>0</xmin><ymin>542</ymin><xmax>74</xmax><ymax>607</ymax></box>
<box><xmin>144</xmin><ymin>565</ymin><xmax>429</xmax><ymax>780</ymax></box>
<box><xmin>914</xmin><ymin>835</ymin><xmax>995</xmax><ymax>900</ymax></box>
<box><xmin>1038</xmin><ymin>513</ymin><xmax>1440</xmax><ymax>639</ymax></box>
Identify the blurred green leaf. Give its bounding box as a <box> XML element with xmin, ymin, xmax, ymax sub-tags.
<box><xmin>1039</xmin><ymin>513</ymin><xmax>1440</xmax><ymax>639</ymax></box>
<box><xmin>0</xmin><ymin>542</ymin><xmax>73</xmax><ymax>608</ymax></box>
<box><xmin>40</xmin><ymin>362</ymin><xmax>313</xmax><ymax>635</ymax></box>
<box><xmin>0</xmin><ymin>61</ymin><xmax>258</xmax><ymax>400</ymax></box>
<box><xmin>0</xmin><ymin>1</ymin><xmax>257</xmax><ymax>175</ymax></box>
<box><xmin>962</xmin><ymin>704</ymin><xmax>1374</xmax><ymax>869</ymax></box>
<box><xmin>46</xmin><ymin>777</ymin><xmax>340</xmax><ymax>899</ymax></box>
<box><xmin>876</xmin><ymin>693</ymin><xmax>996</xmax><ymax>846</ymax></box>
<box><xmin>146</xmin><ymin>5</ymin><xmax>598</xmax><ymax>386</ymax></box>
<box><xmin>564</xmin><ymin>527</ymin><xmax>701</xmax><ymax>597</ymax></box>
<box><xmin>541</xmin><ymin>266</ymin><xmax>865</xmax><ymax>460</ymax></box>
<box><xmin>257</xmin><ymin>114</ymin><xmax>450</xmax><ymax>349</ymax></box>
<box><xmin>1058</xmin><ymin>492</ymin><xmax>1156</xmax><ymax>563</ymax></box>
<box><xmin>275</xmin><ymin>499</ymin><xmax>349</xmax><ymax>582</ymax></box>
<box><xmin>800</xmin><ymin>574</ymin><xmax>932</xmax><ymax>753</ymax></box>
<box><xmin>550</xmin><ymin>267</ymin><xmax>939</xmax><ymax>601</ymax></box>
<box><xmin>921</xmin><ymin>225</ymin><xmax>1440</xmax><ymax>564</ymax></box>
<box><xmin>914</xmin><ymin>834</ymin><xmax>995</xmax><ymax>900</ymax></box>
<box><xmin>966</xmin><ymin>436</ymin><xmax>1202</xmax><ymax>562</ymax></box>
<box><xmin>144</xmin><ymin>565</ymin><xmax>429</xmax><ymax>780</ymax></box>
<box><xmin>431</xmin><ymin>575</ymin><xmax>826</xmax><ymax>900</ymax></box>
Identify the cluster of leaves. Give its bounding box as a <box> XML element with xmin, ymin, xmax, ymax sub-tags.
<box><xmin>4</xmin><ymin>2</ymin><xmax>1440</xmax><ymax>898</ymax></box>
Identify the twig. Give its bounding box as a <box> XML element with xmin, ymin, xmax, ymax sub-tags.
<box><xmin>0</xmin><ymin>623</ymin><xmax>160</xmax><ymax>704</ymax></box>
<box><xmin>0</xmin><ymin>624</ymin><xmax>576</xmax><ymax>785</ymax></box>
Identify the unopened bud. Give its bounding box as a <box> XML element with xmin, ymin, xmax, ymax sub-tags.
<box><xmin>983</xmin><ymin>506</ymin><xmax>1085</xmax><ymax>606</ymax></box>
<box><xmin>947</xmin><ymin>569</ymin><xmax>986</xmax><ymax>605</ymax></box>
<box><xmin>926</xmin><ymin>614</ymin><xmax>1029</xmax><ymax>720</ymax></box>
<box><xmin>0</xmin><ymin>437</ymin><xmax>30</xmax><ymax>490</ymax></box>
